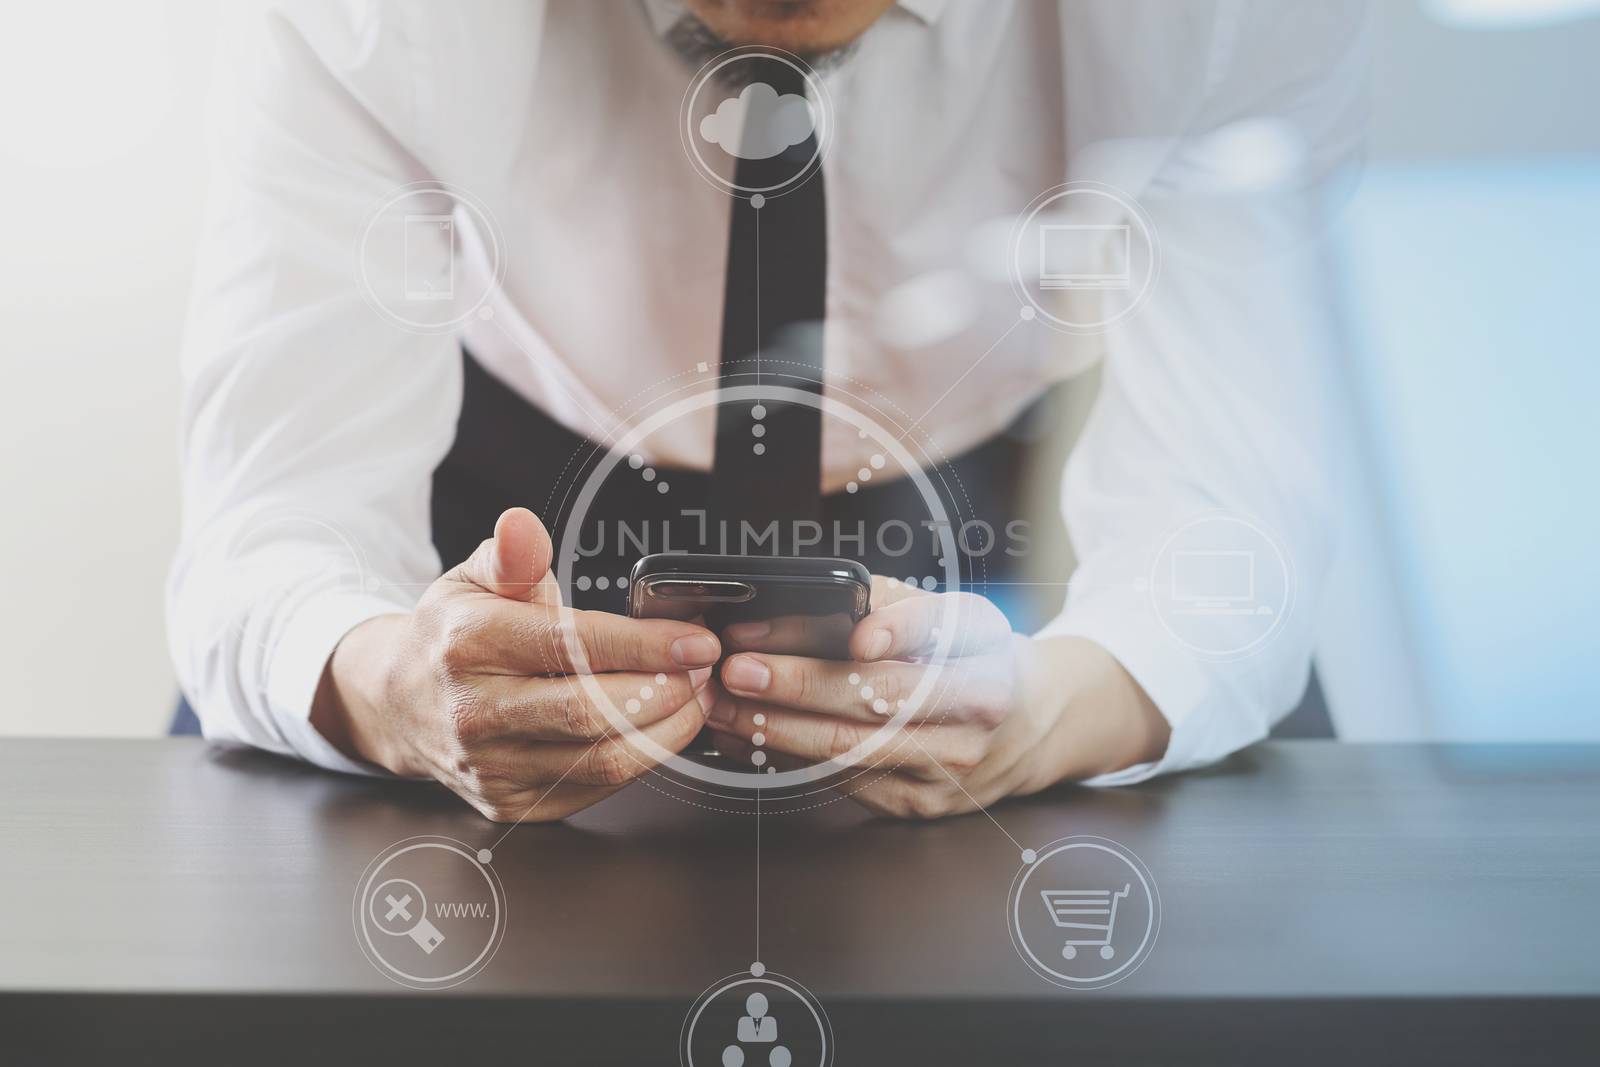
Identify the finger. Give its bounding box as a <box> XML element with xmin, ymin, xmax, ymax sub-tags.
<box><xmin>562</xmin><ymin>609</ymin><xmax>723</xmax><ymax>675</ymax></box>
<box><xmin>720</xmin><ymin>652</ymin><xmax>927</xmax><ymax>721</ymax></box>
<box><xmin>845</xmin><ymin>772</ymin><xmax>979</xmax><ymax>819</ymax></box>
<box><xmin>562</xmin><ymin>694</ymin><xmax>711</xmax><ymax>786</ymax></box>
<box><xmin>870</xmin><ymin>573</ymin><xmax>933</xmax><ymax>608</ymax></box>
<box><xmin>705</xmin><ymin>696</ymin><xmax>899</xmax><ymax>768</ymax></box>
<box><xmin>444</xmin><ymin>507</ymin><xmax>554</xmax><ymax>603</ymax></box>
<box><xmin>721</xmin><ymin>646</ymin><xmax>1015</xmax><ymax>725</ymax></box>
<box><xmin>450</xmin><ymin>696</ymin><xmax>711</xmax><ymax>820</ymax></box>
<box><xmin>718</xmin><ymin>723</ymin><xmax>949</xmax><ymax>785</ymax></box>
<box><xmin>476</xmin><ymin>667</ymin><xmax>712</xmax><ymax>741</ymax></box>
<box><xmin>709</xmin><ymin>701</ymin><xmax>975</xmax><ymax>785</ymax></box>
<box><xmin>466</xmin><ymin>782</ymin><xmax>621</xmax><ymax>824</ymax></box>
<box><xmin>457</xmin><ymin>601</ymin><xmax>722</xmax><ymax>676</ymax></box>
<box><xmin>466</xmin><ymin>687</ymin><xmax>712</xmax><ymax>792</ymax></box>
<box><xmin>849</xmin><ymin>590</ymin><xmax>1012</xmax><ymax>664</ymax></box>
<box><xmin>720</xmin><ymin>612</ymin><xmax>855</xmax><ymax>658</ymax></box>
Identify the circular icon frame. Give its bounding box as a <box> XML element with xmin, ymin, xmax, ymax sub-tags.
<box><xmin>1007</xmin><ymin>836</ymin><xmax>1160</xmax><ymax>990</ymax></box>
<box><xmin>680</xmin><ymin>969</ymin><xmax>833</xmax><ymax>1067</ymax></box>
<box><xmin>352</xmin><ymin>835</ymin><xmax>506</xmax><ymax>990</ymax></box>
<box><xmin>679</xmin><ymin>46</ymin><xmax>834</xmax><ymax>201</ymax></box>
<box><xmin>1009</xmin><ymin>181</ymin><xmax>1160</xmax><ymax>334</ymax></box>
<box><xmin>553</xmin><ymin>382</ymin><xmax>963</xmax><ymax>792</ymax></box>
<box><xmin>356</xmin><ymin>181</ymin><xmax>506</xmax><ymax>334</ymax></box>
<box><xmin>1146</xmin><ymin>511</ymin><xmax>1295</xmax><ymax>660</ymax></box>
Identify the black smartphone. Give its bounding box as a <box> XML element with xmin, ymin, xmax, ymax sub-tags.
<box><xmin>628</xmin><ymin>553</ymin><xmax>871</xmax><ymax>659</ymax></box>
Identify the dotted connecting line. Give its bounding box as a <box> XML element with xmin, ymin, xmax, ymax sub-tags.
<box><xmin>574</xmin><ymin>574</ymin><xmax>629</xmax><ymax>592</ymax></box>
<box><xmin>843</xmin><ymin>451</ymin><xmax>887</xmax><ymax>494</ymax></box>
<box><xmin>625</xmin><ymin>673</ymin><xmax>672</xmax><ymax>717</ymax></box>
<box><xmin>570</xmin><ymin>448</ymin><xmax>680</xmax><ymax>594</ymax></box>
<box><xmin>750</xmin><ymin>710</ymin><xmax>772</xmax><ymax>770</ymax></box>
<box><xmin>846</xmin><ymin>671</ymin><xmax>895</xmax><ymax>717</ymax></box>
<box><xmin>627</xmin><ymin>451</ymin><xmax>671</xmax><ymax>494</ymax></box>
<box><xmin>751</xmin><ymin>403</ymin><xmax>767</xmax><ymax>455</ymax></box>
<box><xmin>634</xmin><ymin>733</ymin><xmax>924</xmax><ymax>815</ymax></box>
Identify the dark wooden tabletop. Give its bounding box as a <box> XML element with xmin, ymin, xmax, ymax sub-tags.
<box><xmin>2</xmin><ymin>737</ymin><xmax>1597</xmax><ymax>1065</ymax></box>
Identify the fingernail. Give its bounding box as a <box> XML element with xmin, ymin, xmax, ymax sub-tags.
<box><xmin>864</xmin><ymin>629</ymin><xmax>892</xmax><ymax>661</ymax></box>
<box><xmin>688</xmin><ymin>666</ymin><xmax>712</xmax><ymax>691</ymax></box>
<box><xmin>723</xmin><ymin>655</ymin><xmax>771</xmax><ymax>694</ymax></box>
<box><xmin>723</xmin><ymin>620</ymin><xmax>771</xmax><ymax>643</ymax></box>
<box><xmin>707</xmin><ymin>691</ymin><xmax>736</xmax><ymax>725</ymax></box>
<box><xmin>671</xmin><ymin>633</ymin><xmax>719</xmax><ymax>667</ymax></box>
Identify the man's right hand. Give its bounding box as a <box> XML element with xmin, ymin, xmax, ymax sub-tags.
<box><xmin>311</xmin><ymin>507</ymin><xmax>720</xmax><ymax>821</ymax></box>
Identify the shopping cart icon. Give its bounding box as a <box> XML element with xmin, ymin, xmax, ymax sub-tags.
<box><xmin>1039</xmin><ymin>884</ymin><xmax>1132</xmax><ymax>960</ymax></box>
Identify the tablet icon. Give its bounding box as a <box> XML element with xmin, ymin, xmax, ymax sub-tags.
<box><xmin>358</xmin><ymin>182</ymin><xmax>505</xmax><ymax>333</ymax></box>
<box><xmin>403</xmin><ymin>213</ymin><xmax>454</xmax><ymax>301</ymax></box>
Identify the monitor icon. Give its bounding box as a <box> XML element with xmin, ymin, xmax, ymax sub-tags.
<box><xmin>1170</xmin><ymin>550</ymin><xmax>1272</xmax><ymax>616</ymax></box>
<box><xmin>1038</xmin><ymin>223</ymin><xmax>1131</xmax><ymax>291</ymax></box>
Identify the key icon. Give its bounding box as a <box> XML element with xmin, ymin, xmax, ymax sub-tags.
<box><xmin>371</xmin><ymin>878</ymin><xmax>447</xmax><ymax>955</ymax></box>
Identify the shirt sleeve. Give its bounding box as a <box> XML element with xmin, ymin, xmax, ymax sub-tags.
<box><xmin>165</xmin><ymin>2</ymin><xmax>458</xmax><ymax>773</ymax></box>
<box><xmin>1038</xmin><ymin>0</ymin><xmax>1370</xmax><ymax>783</ymax></box>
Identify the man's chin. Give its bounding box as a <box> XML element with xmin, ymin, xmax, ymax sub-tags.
<box><xmin>682</xmin><ymin>0</ymin><xmax>895</xmax><ymax>57</ymax></box>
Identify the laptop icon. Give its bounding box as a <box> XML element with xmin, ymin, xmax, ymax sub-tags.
<box><xmin>1170</xmin><ymin>550</ymin><xmax>1272</xmax><ymax>617</ymax></box>
<box><xmin>1038</xmin><ymin>223</ymin><xmax>1131</xmax><ymax>290</ymax></box>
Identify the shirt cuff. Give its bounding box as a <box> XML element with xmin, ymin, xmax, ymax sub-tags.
<box><xmin>264</xmin><ymin>590</ymin><xmax>409</xmax><ymax>777</ymax></box>
<box><xmin>1036</xmin><ymin>584</ymin><xmax>1225</xmax><ymax>786</ymax></box>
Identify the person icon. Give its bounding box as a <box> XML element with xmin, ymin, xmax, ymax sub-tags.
<box><xmin>720</xmin><ymin>1045</ymin><xmax>745</xmax><ymax>1067</ymax></box>
<box><xmin>768</xmin><ymin>1046</ymin><xmax>791</xmax><ymax>1067</ymax></box>
<box><xmin>737</xmin><ymin>992</ymin><xmax>778</xmax><ymax>1043</ymax></box>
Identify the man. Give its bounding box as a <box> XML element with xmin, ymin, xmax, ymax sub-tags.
<box><xmin>169</xmin><ymin>0</ymin><xmax>1365</xmax><ymax>820</ymax></box>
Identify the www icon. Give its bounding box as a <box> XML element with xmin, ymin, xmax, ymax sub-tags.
<box><xmin>433</xmin><ymin>901</ymin><xmax>493</xmax><ymax>920</ymax></box>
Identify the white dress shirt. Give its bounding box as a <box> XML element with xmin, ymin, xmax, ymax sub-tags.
<box><xmin>168</xmin><ymin>0</ymin><xmax>1368</xmax><ymax>781</ymax></box>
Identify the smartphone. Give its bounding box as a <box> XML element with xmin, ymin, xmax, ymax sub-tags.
<box><xmin>628</xmin><ymin>553</ymin><xmax>871</xmax><ymax>659</ymax></box>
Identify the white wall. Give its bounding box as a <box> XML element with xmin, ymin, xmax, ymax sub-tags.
<box><xmin>0</xmin><ymin>2</ymin><xmax>216</xmax><ymax>735</ymax></box>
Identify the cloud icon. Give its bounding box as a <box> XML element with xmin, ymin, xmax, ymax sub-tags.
<box><xmin>699</xmin><ymin>82</ymin><xmax>816</xmax><ymax>161</ymax></box>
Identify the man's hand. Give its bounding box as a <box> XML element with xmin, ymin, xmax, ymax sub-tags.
<box><xmin>705</xmin><ymin>577</ymin><xmax>1170</xmax><ymax>818</ymax></box>
<box><xmin>311</xmin><ymin>508</ymin><xmax>722</xmax><ymax>822</ymax></box>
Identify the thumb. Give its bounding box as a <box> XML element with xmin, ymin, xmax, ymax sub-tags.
<box><xmin>447</xmin><ymin>507</ymin><xmax>553</xmax><ymax>602</ymax></box>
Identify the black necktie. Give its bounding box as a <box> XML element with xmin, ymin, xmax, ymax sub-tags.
<box><xmin>709</xmin><ymin>61</ymin><xmax>826</xmax><ymax>556</ymax></box>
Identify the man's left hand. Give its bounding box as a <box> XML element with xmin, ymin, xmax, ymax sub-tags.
<box><xmin>704</xmin><ymin>577</ymin><xmax>1170</xmax><ymax>818</ymax></box>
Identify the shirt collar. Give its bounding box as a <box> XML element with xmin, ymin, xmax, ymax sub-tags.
<box><xmin>640</xmin><ymin>0</ymin><xmax>946</xmax><ymax>39</ymax></box>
